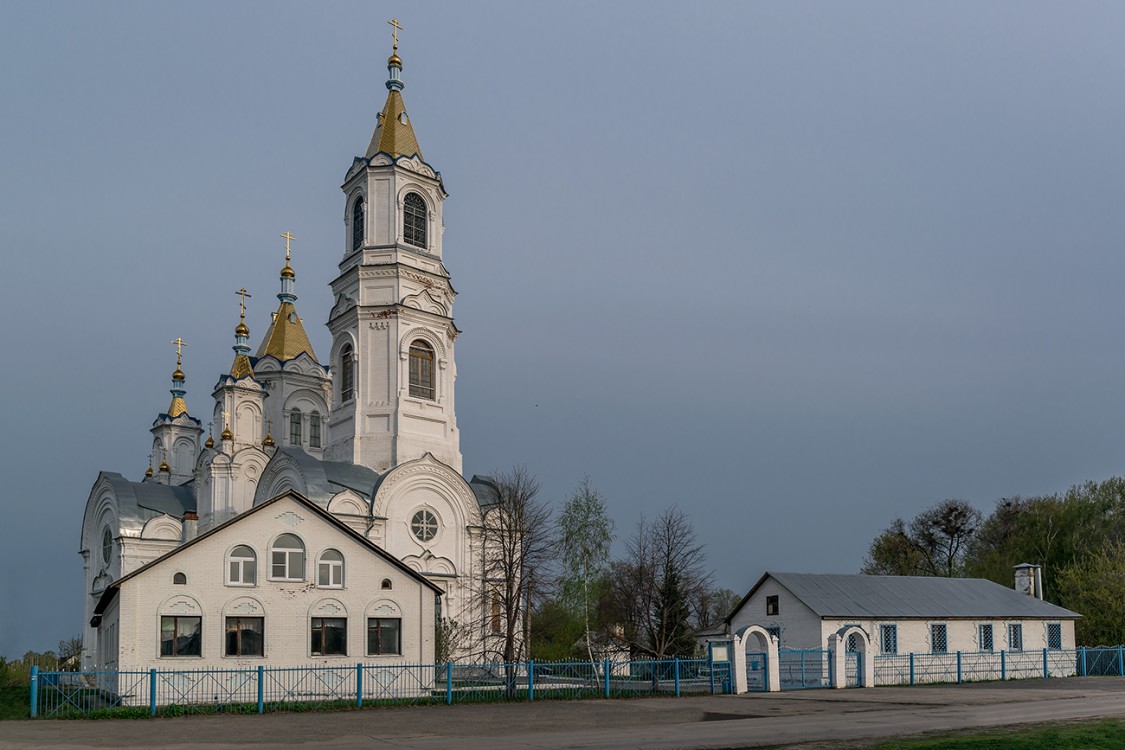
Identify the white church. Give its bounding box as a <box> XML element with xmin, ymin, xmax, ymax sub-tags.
<box><xmin>80</xmin><ymin>36</ymin><xmax>505</xmax><ymax>672</ymax></box>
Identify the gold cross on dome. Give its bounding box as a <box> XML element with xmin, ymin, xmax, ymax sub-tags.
<box><xmin>280</xmin><ymin>231</ymin><xmax>296</xmax><ymax>263</ymax></box>
<box><xmin>388</xmin><ymin>18</ymin><xmax>402</xmax><ymax>49</ymax></box>
<box><xmin>171</xmin><ymin>337</ymin><xmax>187</xmax><ymax>366</ymax></box>
<box><xmin>235</xmin><ymin>288</ymin><xmax>252</xmax><ymax>319</ymax></box>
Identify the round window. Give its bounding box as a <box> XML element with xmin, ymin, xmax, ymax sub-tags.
<box><xmin>101</xmin><ymin>528</ymin><xmax>113</xmax><ymax>565</ymax></box>
<box><xmin>411</xmin><ymin>509</ymin><xmax>438</xmax><ymax>542</ymax></box>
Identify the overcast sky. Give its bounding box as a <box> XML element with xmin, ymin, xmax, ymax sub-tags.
<box><xmin>3</xmin><ymin>1</ymin><xmax>1125</xmax><ymax>658</ymax></box>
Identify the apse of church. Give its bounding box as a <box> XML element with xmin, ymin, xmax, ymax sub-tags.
<box><xmin>80</xmin><ymin>29</ymin><xmax>499</xmax><ymax>670</ymax></box>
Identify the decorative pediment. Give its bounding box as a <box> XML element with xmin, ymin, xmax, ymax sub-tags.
<box><xmin>329</xmin><ymin>293</ymin><xmax>357</xmax><ymax>321</ymax></box>
<box><xmin>396</xmin><ymin>156</ymin><xmax>435</xmax><ymax>179</ymax></box>
<box><xmin>366</xmin><ymin>598</ymin><xmax>402</xmax><ymax>617</ymax></box>
<box><xmin>92</xmin><ymin>570</ymin><xmax>112</xmax><ymax>594</ymax></box>
<box><xmin>345</xmin><ymin>156</ymin><xmax>366</xmax><ymax>182</ymax></box>
<box><xmin>226</xmin><ymin>596</ymin><xmax>264</xmax><ymax>615</ymax></box>
<box><xmin>328</xmin><ymin>490</ymin><xmax>367</xmax><ymax>517</ymax></box>
<box><xmin>141</xmin><ymin>514</ymin><xmax>182</xmax><ymax>541</ymax></box>
<box><xmin>160</xmin><ymin>594</ymin><xmax>202</xmax><ymax>615</ymax></box>
<box><xmin>310</xmin><ymin>598</ymin><xmax>347</xmax><ymax>617</ymax></box>
<box><xmin>370</xmin><ymin>453</ymin><xmax>479</xmax><ymax>526</ymax></box>
<box><xmin>275</xmin><ymin>510</ymin><xmax>305</xmax><ymax>527</ymax></box>
<box><xmin>401</xmin><ymin>289</ymin><xmax>448</xmax><ymax>316</ymax></box>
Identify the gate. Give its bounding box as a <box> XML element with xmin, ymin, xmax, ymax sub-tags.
<box><xmin>778</xmin><ymin>648</ymin><xmax>831</xmax><ymax>690</ymax></box>
<box><xmin>745</xmin><ymin>651</ymin><xmax>768</xmax><ymax>692</ymax></box>
<box><xmin>845</xmin><ymin>650</ymin><xmax>862</xmax><ymax>687</ymax></box>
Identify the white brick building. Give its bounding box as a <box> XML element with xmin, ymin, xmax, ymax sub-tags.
<box><xmin>91</xmin><ymin>491</ymin><xmax>441</xmax><ymax>672</ymax></box>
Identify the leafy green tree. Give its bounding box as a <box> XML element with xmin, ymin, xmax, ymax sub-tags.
<box><xmin>557</xmin><ymin>476</ymin><xmax>615</xmax><ymax>667</ymax></box>
<box><xmin>861</xmin><ymin>518</ymin><xmax>930</xmax><ymax>576</ymax></box>
<box><xmin>529</xmin><ymin>598</ymin><xmax>585</xmax><ymax>661</ymax></box>
<box><xmin>861</xmin><ymin>500</ymin><xmax>981</xmax><ymax>577</ymax></box>
<box><xmin>1056</xmin><ymin>541</ymin><xmax>1125</xmax><ymax>646</ymax></box>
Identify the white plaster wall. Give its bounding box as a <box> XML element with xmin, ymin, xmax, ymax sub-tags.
<box><xmin>819</xmin><ymin>618</ymin><xmax>1078</xmax><ymax>655</ymax></box>
<box><xmin>110</xmin><ymin>495</ymin><xmax>437</xmax><ymax>673</ymax></box>
<box><xmin>729</xmin><ymin>578</ymin><xmax>822</xmax><ymax>650</ymax></box>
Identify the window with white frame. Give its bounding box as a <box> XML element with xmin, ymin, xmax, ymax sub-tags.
<box><xmin>311</xmin><ymin>617</ymin><xmax>347</xmax><ymax>656</ymax></box>
<box><xmin>160</xmin><ymin>616</ymin><xmax>201</xmax><ymax>657</ymax></box>
<box><xmin>1047</xmin><ymin>622</ymin><xmax>1062</xmax><ymax>650</ymax></box>
<box><xmin>979</xmin><ymin>623</ymin><xmax>994</xmax><ymax>652</ymax></box>
<box><xmin>879</xmin><ymin>624</ymin><xmax>898</xmax><ymax>655</ymax></box>
<box><xmin>930</xmin><ymin>623</ymin><xmax>948</xmax><ymax>654</ymax></box>
<box><xmin>271</xmin><ymin>534</ymin><xmax>305</xmax><ymax>581</ymax></box>
<box><xmin>1008</xmin><ymin>623</ymin><xmax>1023</xmax><ymax>651</ymax></box>
<box><xmin>225</xmin><ymin>616</ymin><xmax>264</xmax><ymax>657</ymax></box>
<box><xmin>367</xmin><ymin>617</ymin><xmax>401</xmax><ymax>655</ymax></box>
<box><xmin>227</xmin><ymin>545</ymin><xmax>257</xmax><ymax>586</ymax></box>
<box><xmin>409</xmin><ymin>340</ymin><xmax>435</xmax><ymax>400</ymax></box>
<box><xmin>317</xmin><ymin>549</ymin><xmax>344</xmax><ymax>588</ymax></box>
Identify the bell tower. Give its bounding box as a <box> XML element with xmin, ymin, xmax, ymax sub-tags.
<box><xmin>326</xmin><ymin>25</ymin><xmax>461</xmax><ymax>473</ymax></box>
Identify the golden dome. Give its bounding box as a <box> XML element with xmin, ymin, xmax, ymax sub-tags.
<box><xmin>388</xmin><ymin>53</ymin><xmax>402</xmax><ymax>66</ymax></box>
<box><xmin>263</xmin><ymin>433</ymin><xmax>275</xmax><ymax>447</ymax></box>
<box><xmin>145</xmin><ymin>465</ymin><xmax>154</xmax><ymax>478</ymax></box>
<box><xmin>221</xmin><ymin>425</ymin><xmax>234</xmax><ymax>441</ymax></box>
<box><xmin>281</xmin><ymin>264</ymin><xmax>295</xmax><ymax>279</ymax></box>
<box><xmin>159</xmin><ymin>459</ymin><xmax>170</xmax><ymax>473</ymax></box>
<box><xmin>235</xmin><ymin>321</ymin><xmax>250</xmax><ymax>337</ymax></box>
<box><xmin>204</xmin><ymin>435</ymin><xmax>214</xmax><ymax>449</ymax></box>
<box><xmin>172</xmin><ymin>367</ymin><xmax>185</xmax><ymax>381</ymax></box>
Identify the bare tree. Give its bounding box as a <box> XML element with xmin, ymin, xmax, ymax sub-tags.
<box><xmin>861</xmin><ymin>499</ymin><xmax>982</xmax><ymax>577</ymax></box>
<box><xmin>607</xmin><ymin>507</ymin><xmax>711</xmax><ymax>659</ymax></box>
<box><xmin>477</xmin><ymin>466</ymin><xmax>554</xmax><ymax>685</ymax></box>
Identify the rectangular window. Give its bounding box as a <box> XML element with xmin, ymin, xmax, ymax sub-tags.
<box><xmin>289</xmin><ymin>412</ymin><xmax>302</xmax><ymax>446</ymax></box>
<box><xmin>309</xmin><ymin>417</ymin><xmax>321</xmax><ymax>449</ymax></box>
<box><xmin>490</xmin><ymin>598</ymin><xmax>502</xmax><ymax>634</ymax></box>
<box><xmin>367</xmin><ymin>618</ymin><xmax>402</xmax><ymax>655</ymax></box>
<box><xmin>766</xmin><ymin>595</ymin><xmax>779</xmax><ymax>616</ymax></box>
<box><xmin>160</xmin><ymin>616</ymin><xmax>201</xmax><ymax>657</ymax></box>
<box><xmin>880</xmin><ymin>624</ymin><xmax>898</xmax><ymax>655</ymax></box>
<box><xmin>1008</xmin><ymin>623</ymin><xmax>1023</xmax><ymax>651</ymax></box>
<box><xmin>979</xmin><ymin>623</ymin><xmax>994</xmax><ymax>652</ymax></box>
<box><xmin>930</xmin><ymin>623</ymin><xmax>948</xmax><ymax>654</ymax></box>
<box><xmin>225</xmin><ymin>616</ymin><xmax>264</xmax><ymax>657</ymax></box>
<box><xmin>311</xmin><ymin>617</ymin><xmax>347</xmax><ymax>656</ymax></box>
<box><xmin>1047</xmin><ymin>623</ymin><xmax>1062</xmax><ymax>650</ymax></box>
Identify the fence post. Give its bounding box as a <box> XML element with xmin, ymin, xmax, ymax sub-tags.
<box><xmin>528</xmin><ymin>660</ymin><xmax>535</xmax><ymax>701</ymax></box>
<box><xmin>909</xmin><ymin>653</ymin><xmax>915</xmax><ymax>686</ymax></box>
<box><xmin>709</xmin><ymin>649</ymin><xmax>716</xmax><ymax>695</ymax></box>
<box><xmin>1079</xmin><ymin>647</ymin><xmax>1087</xmax><ymax>677</ymax></box>
<box><xmin>1001</xmin><ymin>650</ymin><xmax>1006</xmax><ymax>681</ymax></box>
<box><xmin>446</xmin><ymin>662</ymin><xmax>453</xmax><ymax>705</ymax></box>
<box><xmin>956</xmin><ymin>652</ymin><xmax>962</xmax><ymax>684</ymax></box>
<box><xmin>1119</xmin><ymin>646</ymin><xmax>1124</xmax><ymax>677</ymax></box>
<box><xmin>674</xmin><ymin>658</ymin><xmax>680</xmax><ymax>697</ymax></box>
<box><xmin>149</xmin><ymin>669</ymin><xmax>157</xmax><ymax>716</ymax></box>
<box><xmin>1043</xmin><ymin>648</ymin><xmax>1048</xmax><ymax>678</ymax></box>
<box><xmin>257</xmin><ymin>665</ymin><xmax>264</xmax><ymax>714</ymax></box>
<box><xmin>356</xmin><ymin>663</ymin><xmax>363</xmax><ymax>708</ymax></box>
<box><xmin>28</xmin><ymin>666</ymin><xmax>38</xmax><ymax>718</ymax></box>
<box><xmin>604</xmin><ymin>659</ymin><xmax>611</xmax><ymax>698</ymax></box>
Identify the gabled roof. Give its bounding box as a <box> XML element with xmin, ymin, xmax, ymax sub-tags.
<box><xmin>93</xmin><ymin>490</ymin><xmax>442</xmax><ymax>621</ymax></box>
<box><xmin>727</xmin><ymin>572</ymin><xmax>1081</xmax><ymax>623</ymax></box>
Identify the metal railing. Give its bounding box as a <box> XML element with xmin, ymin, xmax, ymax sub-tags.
<box><xmin>873</xmin><ymin>648</ymin><xmax>1080</xmax><ymax>686</ymax></box>
<box><xmin>29</xmin><ymin>657</ymin><xmax>727</xmax><ymax>719</ymax></box>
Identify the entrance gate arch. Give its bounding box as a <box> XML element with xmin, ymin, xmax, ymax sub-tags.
<box><xmin>732</xmin><ymin>625</ymin><xmax>780</xmax><ymax>693</ymax></box>
<box><xmin>828</xmin><ymin>625</ymin><xmax>874</xmax><ymax>688</ymax></box>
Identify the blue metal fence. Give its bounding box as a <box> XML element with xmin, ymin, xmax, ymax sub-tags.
<box><xmin>745</xmin><ymin>651</ymin><xmax>768</xmax><ymax>692</ymax></box>
<box><xmin>30</xmin><ymin>657</ymin><xmax>725</xmax><ymax>719</ymax></box>
<box><xmin>778</xmin><ymin>649</ymin><xmax>831</xmax><ymax>690</ymax></box>
<box><xmin>873</xmin><ymin>648</ymin><xmax>1081</xmax><ymax>686</ymax></box>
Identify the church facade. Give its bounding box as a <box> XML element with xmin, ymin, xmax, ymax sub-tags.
<box><xmin>80</xmin><ymin>40</ymin><xmax>502</xmax><ymax>670</ymax></box>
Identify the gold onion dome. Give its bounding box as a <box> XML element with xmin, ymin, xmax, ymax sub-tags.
<box><xmin>388</xmin><ymin>53</ymin><xmax>401</xmax><ymax>66</ymax></box>
<box><xmin>235</xmin><ymin>321</ymin><xmax>250</xmax><ymax>337</ymax></box>
<box><xmin>221</xmin><ymin>425</ymin><xmax>234</xmax><ymax>441</ymax></box>
<box><xmin>145</xmin><ymin>465</ymin><xmax>154</xmax><ymax>478</ymax></box>
<box><xmin>172</xmin><ymin>367</ymin><xmax>185</xmax><ymax>381</ymax></box>
<box><xmin>204</xmin><ymin>435</ymin><xmax>214</xmax><ymax>449</ymax></box>
<box><xmin>159</xmin><ymin>459</ymin><xmax>170</xmax><ymax>473</ymax></box>
<box><xmin>281</xmin><ymin>264</ymin><xmax>295</xmax><ymax>279</ymax></box>
<box><xmin>263</xmin><ymin>433</ymin><xmax>275</xmax><ymax>448</ymax></box>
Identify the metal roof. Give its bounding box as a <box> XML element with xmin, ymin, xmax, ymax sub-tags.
<box><xmin>732</xmin><ymin>572</ymin><xmax>1080</xmax><ymax>621</ymax></box>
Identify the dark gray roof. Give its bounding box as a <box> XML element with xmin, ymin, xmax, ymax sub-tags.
<box><xmin>732</xmin><ymin>573</ymin><xmax>1080</xmax><ymax>621</ymax></box>
<box><xmin>268</xmin><ymin>448</ymin><xmax>381</xmax><ymax>507</ymax></box>
<box><xmin>468</xmin><ymin>475</ymin><xmax>500</xmax><ymax>509</ymax></box>
<box><xmin>84</xmin><ymin>472</ymin><xmax>196</xmax><ymax>536</ymax></box>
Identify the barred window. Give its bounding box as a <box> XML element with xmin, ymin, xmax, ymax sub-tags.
<box><xmin>289</xmin><ymin>409</ymin><xmax>302</xmax><ymax>446</ymax></box>
<box><xmin>879</xmin><ymin>624</ymin><xmax>898</xmax><ymax>655</ymax></box>
<box><xmin>930</xmin><ymin>623</ymin><xmax>948</xmax><ymax>654</ymax></box>
<box><xmin>766</xmin><ymin>625</ymin><xmax>781</xmax><ymax>647</ymax></box>
<box><xmin>409</xmin><ymin>340</ymin><xmax>435</xmax><ymax>400</ymax></box>
<box><xmin>1047</xmin><ymin>623</ymin><xmax>1062</xmax><ymax>650</ymax></box>
<box><xmin>846</xmin><ymin>633</ymin><xmax>859</xmax><ymax>652</ymax></box>
<box><xmin>352</xmin><ymin>197</ymin><xmax>365</xmax><ymax>253</ymax></box>
<box><xmin>309</xmin><ymin>412</ymin><xmax>321</xmax><ymax>448</ymax></box>
<box><xmin>979</xmin><ymin>623</ymin><xmax>994</xmax><ymax>652</ymax></box>
<box><xmin>160</xmin><ymin>616</ymin><xmax>201</xmax><ymax>657</ymax></box>
<box><xmin>226</xmin><ymin>616</ymin><xmax>263</xmax><ymax>657</ymax></box>
<box><xmin>1008</xmin><ymin>623</ymin><xmax>1023</xmax><ymax>651</ymax></box>
<box><xmin>367</xmin><ymin>617</ymin><xmax>401</xmax><ymax>655</ymax></box>
<box><xmin>403</xmin><ymin>192</ymin><xmax>427</xmax><ymax>248</ymax></box>
<box><xmin>340</xmin><ymin>344</ymin><xmax>354</xmax><ymax>402</ymax></box>
<box><xmin>311</xmin><ymin>617</ymin><xmax>347</xmax><ymax>656</ymax></box>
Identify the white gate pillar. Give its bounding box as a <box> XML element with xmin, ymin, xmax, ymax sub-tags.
<box><xmin>828</xmin><ymin>633</ymin><xmax>847</xmax><ymax>689</ymax></box>
<box><xmin>730</xmin><ymin>638</ymin><xmax>748</xmax><ymax>694</ymax></box>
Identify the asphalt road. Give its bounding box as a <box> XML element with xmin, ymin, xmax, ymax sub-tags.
<box><xmin>4</xmin><ymin>677</ymin><xmax>1125</xmax><ymax>749</ymax></box>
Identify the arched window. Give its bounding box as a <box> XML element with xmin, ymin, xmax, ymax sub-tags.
<box><xmin>403</xmin><ymin>192</ymin><xmax>427</xmax><ymax>248</ymax></box>
<box><xmin>309</xmin><ymin>411</ymin><xmax>321</xmax><ymax>448</ymax></box>
<box><xmin>317</xmin><ymin>549</ymin><xmax>344</xmax><ymax>588</ymax></box>
<box><xmin>270</xmin><ymin>534</ymin><xmax>305</xmax><ymax>581</ymax></box>
<box><xmin>173</xmin><ymin>572</ymin><xmax>187</xmax><ymax>585</ymax></box>
<box><xmin>340</xmin><ymin>344</ymin><xmax>354</xmax><ymax>402</ymax></box>
<box><xmin>228</xmin><ymin>545</ymin><xmax>257</xmax><ymax>586</ymax></box>
<box><xmin>352</xmin><ymin>196</ymin><xmax>365</xmax><ymax>252</ymax></box>
<box><xmin>381</xmin><ymin>578</ymin><xmax>393</xmax><ymax>590</ymax></box>
<box><xmin>409</xmin><ymin>340</ymin><xmax>435</xmax><ymax>400</ymax></box>
<box><xmin>289</xmin><ymin>409</ymin><xmax>302</xmax><ymax>446</ymax></box>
